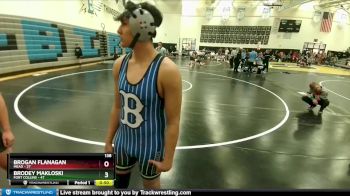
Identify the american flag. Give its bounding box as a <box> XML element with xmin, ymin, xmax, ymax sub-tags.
<box><xmin>320</xmin><ymin>12</ymin><xmax>334</xmax><ymax>32</ymax></box>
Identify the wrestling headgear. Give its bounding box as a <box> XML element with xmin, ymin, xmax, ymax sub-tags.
<box><xmin>118</xmin><ymin>1</ymin><xmax>161</xmax><ymax>48</ymax></box>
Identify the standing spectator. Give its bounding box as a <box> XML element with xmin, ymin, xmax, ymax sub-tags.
<box><xmin>263</xmin><ymin>50</ymin><xmax>271</xmax><ymax>72</ymax></box>
<box><xmin>248</xmin><ymin>49</ymin><xmax>257</xmax><ymax>72</ymax></box>
<box><xmin>256</xmin><ymin>52</ymin><xmax>264</xmax><ymax>74</ymax></box>
<box><xmin>241</xmin><ymin>49</ymin><xmax>246</xmax><ymax>67</ymax></box>
<box><xmin>156</xmin><ymin>42</ymin><xmax>167</xmax><ymax>56</ymax></box>
<box><xmin>225</xmin><ymin>48</ymin><xmax>230</xmax><ymax>61</ymax></box>
<box><xmin>233</xmin><ymin>50</ymin><xmax>241</xmax><ymax>72</ymax></box>
<box><xmin>74</xmin><ymin>43</ymin><xmax>83</xmax><ymax>67</ymax></box>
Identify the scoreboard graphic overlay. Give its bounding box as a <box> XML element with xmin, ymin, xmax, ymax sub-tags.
<box><xmin>7</xmin><ymin>153</ymin><xmax>115</xmax><ymax>186</ymax></box>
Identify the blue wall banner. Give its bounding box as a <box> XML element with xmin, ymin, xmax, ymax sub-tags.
<box><xmin>0</xmin><ymin>14</ymin><xmax>123</xmax><ymax>75</ymax></box>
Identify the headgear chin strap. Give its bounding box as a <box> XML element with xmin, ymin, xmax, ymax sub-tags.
<box><xmin>127</xmin><ymin>6</ymin><xmax>156</xmax><ymax>48</ymax></box>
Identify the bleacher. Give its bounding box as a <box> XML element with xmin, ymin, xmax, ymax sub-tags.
<box><xmin>334</xmin><ymin>58</ymin><xmax>350</xmax><ymax>69</ymax></box>
<box><xmin>0</xmin><ymin>14</ymin><xmax>120</xmax><ymax>75</ymax></box>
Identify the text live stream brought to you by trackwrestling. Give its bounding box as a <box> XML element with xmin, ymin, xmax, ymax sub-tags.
<box><xmin>0</xmin><ymin>189</ymin><xmax>194</xmax><ymax>196</ymax></box>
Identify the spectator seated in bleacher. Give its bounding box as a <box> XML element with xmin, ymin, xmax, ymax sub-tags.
<box><xmin>171</xmin><ymin>50</ymin><xmax>179</xmax><ymax>58</ymax></box>
<box><xmin>210</xmin><ymin>51</ymin><xmax>216</xmax><ymax>60</ymax></box>
<box><xmin>297</xmin><ymin>55</ymin><xmax>311</xmax><ymax>67</ymax></box>
<box><xmin>216</xmin><ymin>53</ymin><xmax>226</xmax><ymax>62</ymax></box>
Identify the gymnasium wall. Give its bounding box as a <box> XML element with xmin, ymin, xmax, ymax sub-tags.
<box><xmin>0</xmin><ymin>14</ymin><xmax>122</xmax><ymax>75</ymax></box>
<box><xmin>153</xmin><ymin>13</ymin><xmax>182</xmax><ymax>45</ymax></box>
<box><xmin>1</xmin><ymin>0</ymin><xmax>349</xmax><ymax>65</ymax></box>
<box><xmin>180</xmin><ymin>4</ymin><xmax>350</xmax><ymax>52</ymax></box>
<box><xmin>0</xmin><ymin>0</ymin><xmax>121</xmax><ymax>34</ymax></box>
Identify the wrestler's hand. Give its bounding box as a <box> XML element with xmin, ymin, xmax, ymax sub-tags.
<box><xmin>104</xmin><ymin>142</ymin><xmax>113</xmax><ymax>154</ymax></box>
<box><xmin>2</xmin><ymin>130</ymin><xmax>15</xmax><ymax>148</ymax></box>
<box><xmin>148</xmin><ymin>159</ymin><xmax>172</xmax><ymax>173</ymax></box>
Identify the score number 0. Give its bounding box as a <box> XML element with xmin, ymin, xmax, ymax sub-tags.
<box><xmin>104</xmin><ymin>160</ymin><xmax>112</xmax><ymax>178</ymax></box>
<box><xmin>103</xmin><ymin>154</ymin><xmax>113</xmax><ymax>178</ymax></box>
